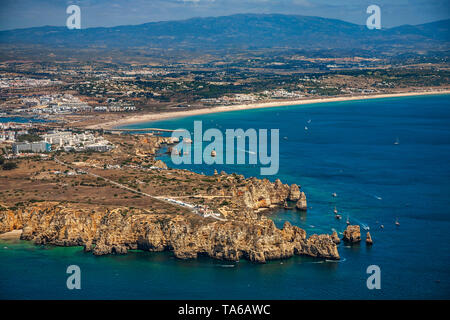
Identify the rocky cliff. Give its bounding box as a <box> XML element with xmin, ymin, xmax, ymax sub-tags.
<box><xmin>343</xmin><ymin>225</ymin><xmax>361</xmax><ymax>243</ymax></box>
<box><xmin>0</xmin><ymin>201</ymin><xmax>339</xmax><ymax>263</ymax></box>
<box><xmin>231</xmin><ymin>177</ymin><xmax>305</xmax><ymax>212</ymax></box>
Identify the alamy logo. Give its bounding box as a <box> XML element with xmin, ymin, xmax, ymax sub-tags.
<box><xmin>66</xmin><ymin>5</ymin><xmax>81</xmax><ymax>30</ymax></box>
<box><xmin>66</xmin><ymin>265</ymin><xmax>81</xmax><ymax>290</ymax></box>
<box><xmin>171</xmin><ymin>121</ymin><xmax>279</xmax><ymax>175</ymax></box>
<box><xmin>366</xmin><ymin>265</ymin><xmax>381</xmax><ymax>289</ymax></box>
<box><xmin>366</xmin><ymin>5</ymin><xmax>381</xmax><ymax>30</ymax></box>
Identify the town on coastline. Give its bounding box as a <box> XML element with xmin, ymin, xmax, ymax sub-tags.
<box><xmin>1</xmin><ymin>46</ymin><xmax>449</xmax><ymax>129</ymax></box>
<box><xmin>0</xmin><ymin>59</ymin><xmax>447</xmax><ymax>263</ymax></box>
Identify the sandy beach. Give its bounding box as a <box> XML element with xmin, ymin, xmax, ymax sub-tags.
<box><xmin>0</xmin><ymin>229</ymin><xmax>23</xmax><ymax>240</ymax></box>
<box><xmin>88</xmin><ymin>90</ymin><xmax>450</xmax><ymax>129</ymax></box>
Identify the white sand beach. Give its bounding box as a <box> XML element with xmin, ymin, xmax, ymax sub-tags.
<box><xmin>88</xmin><ymin>90</ymin><xmax>450</xmax><ymax>129</ymax></box>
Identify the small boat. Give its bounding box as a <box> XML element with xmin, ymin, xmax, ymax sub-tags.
<box><xmin>335</xmin><ymin>214</ymin><xmax>342</xmax><ymax>220</ymax></box>
<box><xmin>380</xmin><ymin>225</ymin><xmax>384</xmax><ymax>229</ymax></box>
<box><xmin>394</xmin><ymin>137</ymin><xmax>400</xmax><ymax>145</ymax></box>
<box><xmin>395</xmin><ymin>218</ymin><xmax>400</xmax><ymax>226</ymax></box>
<box><xmin>333</xmin><ymin>206</ymin><xmax>338</xmax><ymax>214</ymax></box>
<box><xmin>307</xmin><ymin>119</ymin><xmax>312</xmax><ymax>124</ymax></box>
<box><xmin>346</xmin><ymin>216</ymin><xmax>350</xmax><ymax>225</ymax></box>
<box><xmin>304</xmin><ymin>126</ymin><xmax>308</xmax><ymax>131</ymax></box>
<box><xmin>211</xmin><ymin>150</ymin><xmax>216</xmax><ymax>157</ymax></box>
<box><xmin>332</xmin><ymin>192</ymin><xmax>337</xmax><ymax>197</ymax></box>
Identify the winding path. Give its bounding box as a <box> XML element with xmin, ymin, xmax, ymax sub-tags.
<box><xmin>53</xmin><ymin>157</ymin><xmax>227</xmax><ymax>221</ymax></box>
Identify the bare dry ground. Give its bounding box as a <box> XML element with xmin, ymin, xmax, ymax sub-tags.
<box><xmin>0</xmin><ymin>133</ymin><xmax>247</xmax><ymax>223</ymax></box>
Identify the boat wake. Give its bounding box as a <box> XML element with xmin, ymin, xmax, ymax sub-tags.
<box><xmin>348</xmin><ymin>216</ymin><xmax>370</xmax><ymax>231</ymax></box>
<box><xmin>219</xmin><ymin>265</ymin><xmax>236</xmax><ymax>268</ymax></box>
<box><xmin>308</xmin><ymin>258</ymin><xmax>346</xmax><ymax>264</ymax></box>
<box><xmin>361</xmin><ymin>223</ymin><xmax>370</xmax><ymax>231</ymax></box>
<box><xmin>326</xmin><ymin>258</ymin><xmax>346</xmax><ymax>263</ymax></box>
<box><xmin>237</xmin><ymin>148</ymin><xmax>257</xmax><ymax>155</ymax></box>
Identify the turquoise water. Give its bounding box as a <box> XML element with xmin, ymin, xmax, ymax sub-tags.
<box><xmin>1</xmin><ymin>95</ymin><xmax>450</xmax><ymax>299</ymax></box>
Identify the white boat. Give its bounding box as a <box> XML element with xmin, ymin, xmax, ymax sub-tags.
<box><xmin>304</xmin><ymin>126</ymin><xmax>308</xmax><ymax>131</ymax></box>
<box><xmin>394</xmin><ymin>137</ymin><xmax>400</xmax><ymax>145</ymax></box>
<box><xmin>333</xmin><ymin>206</ymin><xmax>338</xmax><ymax>214</ymax></box>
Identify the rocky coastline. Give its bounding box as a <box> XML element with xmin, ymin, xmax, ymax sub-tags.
<box><xmin>0</xmin><ymin>133</ymin><xmax>341</xmax><ymax>264</ymax></box>
<box><xmin>0</xmin><ymin>174</ymin><xmax>340</xmax><ymax>263</ymax></box>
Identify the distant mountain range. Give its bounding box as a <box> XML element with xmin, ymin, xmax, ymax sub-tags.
<box><xmin>0</xmin><ymin>14</ymin><xmax>448</xmax><ymax>52</ymax></box>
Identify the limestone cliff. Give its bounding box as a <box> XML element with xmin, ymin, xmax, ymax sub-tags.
<box><xmin>0</xmin><ymin>202</ymin><xmax>339</xmax><ymax>263</ymax></box>
<box><xmin>288</xmin><ymin>184</ymin><xmax>301</xmax><ymax>201</ymax></box>
<box><xmin>236</xmin><ymin>178</ymin><xmax>307</xmax><ymax>212</ymax></box>
<box><xmin>295</xmin><ymin>192</ymin><xmax>307</xmax><ymax>211</ymax></box>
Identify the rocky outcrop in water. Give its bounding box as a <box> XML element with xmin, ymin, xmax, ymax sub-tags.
<box><xmin>331</xmin><ymin>231</ymin><xmax>341</xmax><ymax>244</ymax></box>
<box><xmin>295</xmin><ymin>192</ymin><xmax>307</xmax><ymax>211</ymax></box>
<box><xmin>366</xmin><ymin>232</ymin><xmax>373</xmax><ymax>245</ymax></box>
<box><xmin>343</xmin><ymin>225</ymin><xmax>361</xmax><ymax>243</ymax></box>
<box><xmin>0</xmin><ymin>202</ymin><xmax>339</xmax><ymax>263</ymax></box>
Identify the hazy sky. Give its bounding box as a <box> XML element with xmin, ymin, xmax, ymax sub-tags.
<box><xmin>0</xmin><ymin>0</ymin><xmax>449</xmax><ymax>30</ymax></box>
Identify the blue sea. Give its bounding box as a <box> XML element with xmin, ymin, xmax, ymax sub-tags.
<box><xmin>1</xmin><ymin>95</ymin><xmax>449</xmax><ymax>299</ymax></box>
<box><xmin>0</xmin><ymin>116</ymin><xmax>47</xmax><ymax>123</ymax></box>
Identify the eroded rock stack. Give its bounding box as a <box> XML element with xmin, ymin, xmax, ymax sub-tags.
<box><xmin>331</xmin><ymin>231</ymin><xmax>341</xmax><ymax>244</ymax></box>
<box><xmin>295</xmin><ymin>192</ymin><xmax>307</xmax><ymax>211</ymax></box>
<box><xmin>343</xmin><ymin>225</ymin><xmax>361</xmax><ymax>243</ymax></box>
<box><xmin>366</xmin><ymin>232</ymin><xmax>373</xmax><ymax>245</ymax></box>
